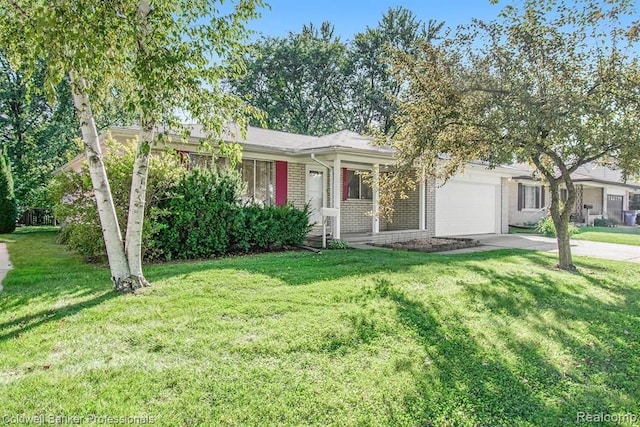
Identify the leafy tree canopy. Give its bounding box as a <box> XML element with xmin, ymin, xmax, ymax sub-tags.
<box><xmin>387</xmin><ymin>0</ymin><xmax>640</xmax><ymax>270</ymax></box>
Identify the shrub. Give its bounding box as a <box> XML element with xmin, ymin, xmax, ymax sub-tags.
<box><xmin>233</xmin><ymin>203</ymin><xmax>312</xmax><ymax>252</ymax></box>
<box><xmin>0</xmin><ymin>153</ymin><xmax>18</xmax><ymax>233</ymax></box>
<box><xmin>53</xmin><ymin>136</ymin><xmax>312</xmax><ymax>261</ymax></box>
<box><xmin>328</xmin><ymin>240</ymin><xmax>349</xmax><ymax>250</ymax></box>
<box><xmin>50</xmin><ymin>135</ymin><xmax>185</xmax><ymax>260</ymax></box>
<box><xmin>149</xmin><ymin>166</ymin><xmax>311</xmax><ymax>260</ymax></box>
<box><xmin>536</xmin><ymin>216</ymin><xmax>579</xmax><ymax>237</ymax></box>
<box><xmin>148</xmin><ymin>167</ymin><xmax>245</xmax><ymax>260</ymax></box>
<box><xmin>593</xmin><ymin>217</ymin><xmax>614</xmax><ymax>227</ymax></box>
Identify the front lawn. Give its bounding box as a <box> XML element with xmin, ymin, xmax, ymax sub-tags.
<box><xmin>1</xmin><ymin>229</ymin><xmax>639</xmax><ymax>426</ymax></box>
<box><xmin>573</xmin><ymin>226</ymin><xmax>640</xmax><ymax>246</ymax></box>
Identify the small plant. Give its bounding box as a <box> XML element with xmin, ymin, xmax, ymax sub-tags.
<box><xmin>328</xmin><ymin>239</ymin><xmax>349</xmax><ymax>250</ymax></box>
<box><xmin>536</xmin><ymin>216</ymin><xmax>579</xmax><ymax>237</ymax></box>
<box><xmin>593</xmin><ymin>217</ymin><xmax>614</xmax><ymax>227</ymax></box>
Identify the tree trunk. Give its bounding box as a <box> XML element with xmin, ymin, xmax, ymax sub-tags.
<box><xmin>124</xmin><ymin>125</ymin><xmax>153</xmax><ymax>290</ymax></box>
<box><xmin>548</xmin><ymin>181</ymin><xmax>576</xmax><ymax>271</ymax></box>
<box><xmin>553</xmin><ymin>217</ymin><xmax>575</xmax><ymax>271</ymax></box>
<box><xmin>69</xmin><ymin>72</ymin><xmax>134</xmax><ymax>290</ymax></box>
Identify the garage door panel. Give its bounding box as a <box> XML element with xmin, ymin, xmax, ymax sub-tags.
<box><xmin>436</xmin><ymin>182</ymin><xmax>497</xmax><ymax>236</ymax></box>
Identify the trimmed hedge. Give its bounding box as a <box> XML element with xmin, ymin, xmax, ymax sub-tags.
<box><xmin>148</xmin><ymin>167</ymin><xmax>311</xmax><ymax>261</ymax></box>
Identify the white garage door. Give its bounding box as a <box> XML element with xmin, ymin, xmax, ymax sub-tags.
<box><xmin>436</xmin><ymin>181</ymin><xmax>499</xmax><ymax>236</ymax></box>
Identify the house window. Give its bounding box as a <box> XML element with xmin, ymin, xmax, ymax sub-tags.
<box><xmin>240</xmin><ymin>159</ymin><xmax>274</xmax><ymax>205</ymax></box>
<box><xmin>346</xmin><ymin>170</ymin><xmax>372</xmax><ymax>200</ymax></box>
<box><xmin>631</xmin><ymin>194</ymin><xmax>640</xmax><ymax>210</ymax></box>
<box><xmin>522</xmin><ymin>184</ymin><xmax>543</xmax><ymax>209</ymax></box>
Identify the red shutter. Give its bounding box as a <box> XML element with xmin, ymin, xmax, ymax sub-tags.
<box><xmin>275</xmin><ymin>161</ymin><xmax>288</xmax><ymax>206</ymax></box>
<box><xmin>342</xmin><ymin>168</ymin><xmax>348</xmax><ymax>201</ymax></box>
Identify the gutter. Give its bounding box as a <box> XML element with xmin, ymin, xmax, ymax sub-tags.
<box><xmin>310</xmin><ymin>153</ymin><xmax>333</xmax><ymax>171</ymax></box>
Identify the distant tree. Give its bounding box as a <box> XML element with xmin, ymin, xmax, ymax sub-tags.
<box><xmin>349</xmin><ymin>7</ymin><xmax>442</xmax><ymax>135</ymax></box>
<box><xmin>0</xmin><ymin>55</ymin><xmax>79</xmax><ymax>210</ymax></box>
<box><xmin>230</xmin><ymin>22</ymin><xmax>350</xmax><ymax>135</ymax></box>
<box><xmin>387</xmin><ymin>0</ymin><xmax>640</xmax><ymax>271</ymax></box>
<box><xmin>0</xmin><ymin>151</ymin><xmax>17</xmax><ymax>233</ymax></box>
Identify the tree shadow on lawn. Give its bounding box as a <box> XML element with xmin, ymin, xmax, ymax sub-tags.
<box><xmin>363</xmin><ymin>256</ymin><xmax>640</xmax><ymax>425</ymax></box>
<box><xmin>0</xmin><ymin>290</ymin><xmax>117</xmax><ymax>343</ymax></box>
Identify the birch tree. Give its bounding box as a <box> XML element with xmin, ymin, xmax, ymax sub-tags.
<box><xmin>0</xmin><ymin>0</ymin><xmax>262</xmax><ymax>291</ymax></box>
<box><xmin>387</xmin><ymin>0</ymin><xmax>640</xmax><ymax>271</ymax></box>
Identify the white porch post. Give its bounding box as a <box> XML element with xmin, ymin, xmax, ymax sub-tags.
<box><xmin>333</xmin><ymin>157</ymin><xmax>341</xmax><ymax>239</ymax></box>
<box><xmin>372</xmin><ymin>164</ymin><xmax>380</xmax><ymax>234</ymax></box>
<box><xmin>419</xmin><ymin>173</ymin><xmax>426</xmax><ymax>230</ymax></box>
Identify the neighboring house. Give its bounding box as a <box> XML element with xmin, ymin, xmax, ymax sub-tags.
<box><xmin>509</xmin><ymin>163</ymin><xmax>640</xmax><ymax>226</ymax></box>
<box><xmin>64</xmin><ymin>125</ymin><xmax>520</xmax><ymax>243</ymax></box>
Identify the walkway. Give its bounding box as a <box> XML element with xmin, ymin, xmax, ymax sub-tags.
<box><xmin>0</xmin><ymin>242</ymin><xmax>12</xmax><ymax>291</ymax></box>
<box><xmin>445</xmin><ymin>234</ymin><xmax>640</xmax><ymax>263</ymax></box>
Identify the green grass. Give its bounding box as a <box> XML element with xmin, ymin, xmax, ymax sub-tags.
<box><xmin>573</xmin><ymin>226</ymin><xmax>640</xmax><ymax>246</ymax></box>
<box><xmin>1</xmin><ymin>229</ymin><xmax>640</xmax><ymax>426</ymax></box>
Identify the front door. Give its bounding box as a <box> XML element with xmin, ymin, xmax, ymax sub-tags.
<box><xmin>307</xmin><ymin>169</ymin><xmax>325</xmax><ymax>225</ymax></box>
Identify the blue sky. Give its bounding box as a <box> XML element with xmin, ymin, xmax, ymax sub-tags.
<box><xmin>247</xmin><ymin>0</ymin><xmax>506</xmax><ymax>40</ymax></box>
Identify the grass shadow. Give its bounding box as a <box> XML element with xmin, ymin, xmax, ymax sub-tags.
<box><xmin>0</xmin><ymin>290</ymin><xmax>117</xmax><ymax>343</ymax></box>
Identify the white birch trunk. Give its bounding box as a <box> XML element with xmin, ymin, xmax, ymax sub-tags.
<box><xmin>121</xmin><ymin>0</ymin><xmax>153</xmax><ymax>290</ymax></box>
<box><xmin>124</xmin><ymin>125</ymin><xmax>153</xmax><ymax>288</ymax></box>
<box><xmin>69</xmin><ymin>72</ymin><xmax>133</xmax><ymax>290</ymax></box>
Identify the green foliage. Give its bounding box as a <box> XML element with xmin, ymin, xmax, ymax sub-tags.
<box><xmin>536</xmin><ymin>216</ymin><xmax>579</xmax><ymax>238</ymax></box>
<box><xmin>231</xmin><ymin>22</ymin><xmax>350</xmax><ymax>136</ymax></box>
<box><xmin>0</xmin><ymin>152</ymin><xmax>17</xmax><ymax>233</ymax></box>
<box><xmin>150</xmin><ymin>167</ymin><xmax>311</xmax><ymax>260</ymax></box>
<box><xmin>0</xmin><ymin>54</ymin><xmax>81</xmax><ymax>211</ymax></box>
<box><xmin>148</xmin><ymin>167</ymin><xmax>245</xmax><ymax>260</ymax></box>
<box><xmin>387</xmin><ymin>0</ymin><xmax>640</xmax><ymax>269</ymax></box>
<box><xmin>349</xmin><ymin>7</ymin><xmax>442</xmax><ymax>134</ymax></box>
<box><xmin>230</xmin><ymin>8</ymin><xmax>441</xmax><ymax>136</ymax></box>
<box><xmin>593</xmin><ymin>217</ymin><xmax>614</xmax><ymax>227</ymax></box>
<box><xmin>53</xmin><ymin>148</ymin><xmax>311</xmax><ymax>261</ymax></box>
<box><xmin>233</xmin><ymin>203</ymin><xmax>312</xmax><ymax>253</ymax></box>
<box><xmin>328</xmin><ymin>239</ymin><xmax>350</xmax><ymax>250</ymax></box>
<box><xmin>50</xmin><ymin>137</ymin><xmax>185</xmax><ymax>260</ymax></box>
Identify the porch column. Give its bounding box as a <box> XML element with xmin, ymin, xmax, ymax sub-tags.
<box><xmin>419</xmin><ymin>173</ymin><xmax>426</xmax><ymax>230</ymax></box>
<box><xmin>333</xmin><ymin>157</ymin><xmax>341</xmax><ymax>239</ymax></box>
<box><xmin>602</xmin><ymin>187</ymin><xmax>607</xmax><ymax>217</ymax></box>
<box><xmin>372</xmin><ymin>164</ymin><xmax>380</xmax><ymax>233</ymax></box>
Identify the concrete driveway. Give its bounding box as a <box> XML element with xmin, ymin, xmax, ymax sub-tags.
<box><xmin>446</xmin><ymin>233</ymin><xmax>640</xmax><ymax>263</ymax></box>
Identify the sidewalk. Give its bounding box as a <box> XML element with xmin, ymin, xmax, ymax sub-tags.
<box><xmin>0</xmin><ymin>242</ymin><xmax>12</xmax><ymax>291</ymax></box>
<box><xmin>445</xmin><ymin>234</ymin><xmax>640</xmax><ymax>263</ymax></box>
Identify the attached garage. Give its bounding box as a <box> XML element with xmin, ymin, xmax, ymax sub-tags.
<box><xmin>435</xmin><ymin>176</ymin><xmax>501</xmax><ymax>236</ymax></box>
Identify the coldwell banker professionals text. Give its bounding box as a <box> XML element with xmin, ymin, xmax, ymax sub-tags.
<box><xmin>1</xmin><ymin>414</ymin><xmax>155</xmax><ymax>425</ymax></box>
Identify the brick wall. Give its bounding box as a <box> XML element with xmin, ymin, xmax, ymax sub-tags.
<box><xmin>287</xmin><ymin>163</ymin><xmax>306</xmax><ymax>209</ymax></box>
<box><xmin>385</xmin><ymin>185</ymin><xmax>420</xmax><ymax>231</ymax></box>
<box><xmin>341</xmin><ymin>199</ymin><xmax>374</xmax><ymax>233</ymax></box>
